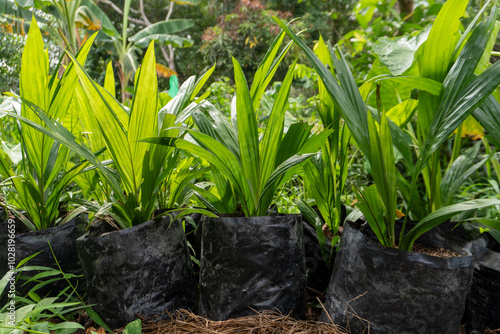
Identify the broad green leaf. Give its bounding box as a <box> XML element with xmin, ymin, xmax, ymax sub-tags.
<box><xmin>474</xmin><ymin>95</ymin><xmax>500</xmax><ymax>148</ymax></box>
<box><xmin>66</xmin><ymin>51</ymin><xmax>136</xmax><ymax>195</ymax></box>
<box><xmin>259</xmin><ymin>60</ymin><xmax>296</xmax><ymax>192</ymax></box>
<box><xmin>418</xmin><ymin>8</ymin><xmax>500</xmax><ymax>176</ymax></box>
<box><xmin>418</xmin><ymin>0</ymin><xmax>468</xmax><ymax>136</ymax></box>
<box><xmin>373</xmin><ymin>25</ymin><xmax>431</xmax><ymax>76</ymax></box>
<box><xmin>130</xmin><ymin>19</ymin><xmax>194</xmax><ymax>48</ymax></box>
<box><xmin>20</xmin><ymin>16</ymin><xmax>49</xmax><ymax>178</ymax></box>
<box><xmin>368</xmin><ymin>112</ymin><xmax>397</xmax><ymax>244</ymax></box>
<box><xmin>233</xmin><ymin>57</ymin><xmax>260</xmax><ymax>207</ymax></box>
<box><xmin>104</xmin><ymin>61</ymin><xmax>116</xmax><ymax>98</ymax></box>
<box><xmin>129</xmin><ymin>41</ymin><xmax>158</xmax><ymax>195</ymax></box>
<box><xmin>386</xmin><ymin>99</ymin><xmax>418</xmax><ymax>127</ymax></box>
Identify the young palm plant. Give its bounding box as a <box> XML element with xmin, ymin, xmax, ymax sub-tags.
<box><xmin>296</xmin><ymin>36</ymin><xmax>351</xmax><ymax>264</ymax></box>
<box><xmin>145</xmin><ymin>39</ymin><xmax>332</xmax><ymax>217</ymax></box>
<box><xmin>0</xmin><ymin>18</ymin><xmax>96</xmax><ymax>230</ymax></box>
<box><xmin>5</xmin><ymin>34</ymin><xmax>214</xmax><ymax>327</ymax></box>
<box><xmin>274</xmin><ymin>0</ymin><xmax>500</xmax><ymax>251</ymax></box>
<box><xmin>6</xmin><ymin>34</ymin><xmax>213</xmax><ymax>229</ymax></box>
<box><xmin>144</xmin><ymin>33</ymin><xmax>333</xmax><ymax>321</ymax></box>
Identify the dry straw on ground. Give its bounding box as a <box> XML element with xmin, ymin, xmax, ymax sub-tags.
<box><xmin>122</xmin><ymin>309</ymin><xmax>348</xmax><ymax>334</ymax></box>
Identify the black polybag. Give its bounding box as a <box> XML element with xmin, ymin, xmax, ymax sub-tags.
<box><xmin>199</xmin><ymin>214</ymin><xmax>306</xmax><ymax>320</ymax></box>
<box><xmin>76</xmin><ymin>216</ymin><xmax>197</xmax><ymax>329</ymax></box>
<box><xmin>466</xmin><ymin>249</ymin><xmax>500</xmax><ymax>333</ymax></box>
<box><xmin>0</xmin><ymin>215</ymin><xmax>87</xmax><ymax>300</ymax></box>
<box><xmin>321</xmin><ymin>222</ymin><xmax>475</xmax><ymax>334</ymax></box>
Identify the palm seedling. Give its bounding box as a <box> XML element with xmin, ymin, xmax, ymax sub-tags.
<box><xmin>296</xmin><ymin>36</ymin><xmax>352</xmax><ymax>265</ymax></box>
<box><xmin>145</xmin><ymin>32</ymin><xmax>333</xmax><ymax>217</ymax></box>
<box><xmin>274</xmin><ymin>0</ymin><xmax>500</xmax><ymax>251</ymax></box>
<box><xmin>5</xmin><ymin>30</ymin><xmax>214</xmax><ymax>229</ymax></box>
<box><xmin>0</xmin><ymin>18</ymin><xmax>96</xmax><ymax>230</ymax></box>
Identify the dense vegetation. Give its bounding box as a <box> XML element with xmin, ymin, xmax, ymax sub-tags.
<box><xmin>1</xmin><ymin>0</ymin><xmax>500</xmax><ymax>332</ymax></box>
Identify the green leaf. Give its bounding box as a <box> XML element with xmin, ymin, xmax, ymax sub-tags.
<box><xmin>20</xmin><ymin>16</ymin><xmax>49</xmax><ymax>179</ymax></box>
<box><xmin>6</xmin><ymin>99</ymin><xmax>125</xmax><ymax>204</ymax></box>
<box><xmin>0</xmin><ymin>271</ymin><xmax>14</xmax><ymax>297</ymax></box>
<box><xmin>368</xmin><ymin>112</ymin><xmax>397</xmax><ymax>245</ymax></box>
<box><xmin>130</xmin><ymin>19</ymin><xmax>194</xmax><ymax>48</ymax></box>
<box><xmin>362</xmin><ymin>75</ymin><xmax>442</xmax><ymax>98</ymax></box>
<box><xmin>418</xmin><ymin>0</ymin><xmax>468</xmax><ymax>136</ymax></box>
<box><xmin>50</xmin><ymin>322</ymin><xmax>84</xmax><ymax>334</ymax></box>
<box><xmin>441</xmin><ymin>142</ymin><xmax>495</xmax><ymax>206</ymax></box>
<box><xmin>418</xmin><ymin>8</ymin><xmax>500</xmax><ymax>176</ymax></box>
<box><xmin>373</xmin><ymin>25</ymin><xmax>431</xmax><ymax>76</ymax></box>
<box><xmin>15</xmin><ymin>0</ymin><xmax>33</xmax><ymax>8</ymax></box>
<box><xmin>65</xmin><ymin>51</ymin><xmax>136</xmax><ymax>197</ymax></box>
<box><xmin>474</xmin><ymin>95</ymin><xmax>500</xmax><ymax>148</ymax></box>
<box><xmin>80</xmin><ymin>0</ymin><xmax>119</xmax><ymax>37</ymax></box>
<box><xmin>273</xmin><ymin>19</ymin><xmax>371</xmax><ymax>160</ymax></box>
<box><xmin>85</xmin><ymin>308</ymin><xmax>112</xmax><ymax>333</ymax></box>
<box><xmin>129</xmin><ymin>41</ymin><xmax>158</xmax><ymax>197</ymax></box>
<box><xmin>104</xmin><ymin>61</ymin><xmax>116</xmax><ymax>98</ymax></box>
<box><xmin>259</xmin><ymin>60</ymin><xmax>296</xmax><ymax>192</ymax></box>
<box><xmin>385</xmin><ymin>99</ymin><xmax>418</xmax><ymax>128</ymax></box>
<box><xmin>123</xmin><ymin>319</ymin><xmax>141</xmax><ymax>334</ymax></box>
<box><xmin>401</xmin><ymin>199</ymin><xmax>500</xmax><ymax>250</ymax></box>
<box><xmin>188</xmin><ymin>183</ymin><xmax>228</xmax><ymax>214</ymax></box>
<box><xmin>354</xmin><ymin>185</ymin><xmax>389</xmax><ymax>247</ymax></box>
<box><xmin>232</xmin><ymin>57</ymin><xmax>260</xmax><ymax>210</ymax></box>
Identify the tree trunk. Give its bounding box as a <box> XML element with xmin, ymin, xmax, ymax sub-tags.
<box><xmin>398</xmin><ymin>0</ymin><xmax>414</xmax><ymax>18</ymax></box>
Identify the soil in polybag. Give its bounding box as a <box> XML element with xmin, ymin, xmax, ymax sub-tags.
<box><xmin>0</xmin><ymin>214</ymin><xmax>87</xmax><ymax>300</ymax></box>
<box><xmin>199</xmin><ymin>214</ymin><xmax>306</xmax><ymax>321</ymax></box>
<box><xmin>321</xmin><ymin>222</ymin><xmax>474</xmax><ymax>334</ymax></box>
<box><xmin>466</xmin><ymin>249</ymin><xmax>500</xmax><ymax>333</ymax></box>
<box><xmin>76</xmin><ymin>216</ymin><xmax>197</xmax><ymax>329</ymax></box>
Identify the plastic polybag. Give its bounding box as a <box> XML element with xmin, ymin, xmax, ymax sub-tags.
<box><xmin>199</xmin><ymin>214</ymin><xmax>306</xmax><ymax>320</ymax></box>
<box><xmin>76</xmin><ymin>216</ymin><xmax>196</xmax><ymax>329</ymax></box>
<box><xmin>321</xmin><ymin>222</ymin><xmax>474</xmax><ymax>334</ymax></box>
